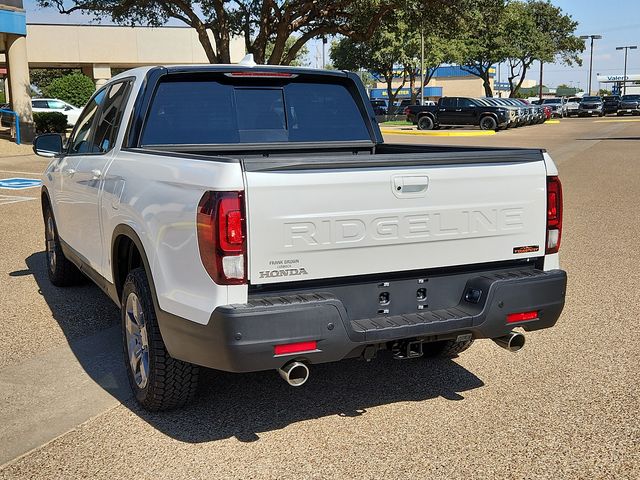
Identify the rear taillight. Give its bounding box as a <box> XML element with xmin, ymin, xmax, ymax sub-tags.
<box><xmin>546</xmin><ymin>176</ymin><xmax>563</xmax><ymax>254</ymax></box>
<box><xmin>403</xmin><ymin>107</ymin><xmax>410</xmax><ymax>115</ymax></box>
<box><xmin>507</xmin><ymin>311</ymin><xmax>538</xmax><ymax>323</ymax></box>
<box><xmin>274</xmin><ymin>341</ymin><xmax>318</xmax><ymax>356</ymax></box>
<box><xmin>197</xmin><ymin>191</ymin><xmax>246</xmax><ymax>285</ymax></box>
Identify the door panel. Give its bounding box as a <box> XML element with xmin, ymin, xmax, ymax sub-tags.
<box><xmin>65</xmin><ymin>81</ymin><xmax>132</xmax><ymax>274</ymax></box>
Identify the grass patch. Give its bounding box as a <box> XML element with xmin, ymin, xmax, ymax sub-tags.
<box><xmin>379</xmin><ymin>120</ymin><xmax>413</xmax><ymax>126</ymax></box>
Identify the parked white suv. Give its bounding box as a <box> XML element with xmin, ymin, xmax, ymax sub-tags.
<box><xmin>32</xmin><ymin>98</ymin><xmax>82</xmax><ymax>126</ymax></box>
<box><xmin>33</xmin><ymin>65</ymin><xmax>567</xmax><ymax>411</ymax></box>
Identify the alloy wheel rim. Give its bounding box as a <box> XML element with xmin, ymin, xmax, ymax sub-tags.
<box><xmin>125</xmin><ymin>292</ymin><xmax>150</xmax><ymax>389</ymax></box>
<box><xmin>45</xmin><ymin>216</ymin><xmax>57</xmax><ymax>272</ymax></box>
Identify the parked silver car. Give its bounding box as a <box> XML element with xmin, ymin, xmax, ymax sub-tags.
<box><xmin>541</xmin><ymin>98</ymin><xmax>566</xmax><ymax>118</ymax></box>
<box><xmin>565</xmin><ymin>97</ymin><xmax>581</xmax><ymax>117</ymax></box>
<box><xmin>578</xmin><ymin>96</ymin><xmax>604</xmax><ymax>117</ymax></box>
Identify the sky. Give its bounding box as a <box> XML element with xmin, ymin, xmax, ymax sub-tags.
<box><xmin>23</xmin><ymin>0</ymin><xmax>640</xmax><ymax>89</ymax></box>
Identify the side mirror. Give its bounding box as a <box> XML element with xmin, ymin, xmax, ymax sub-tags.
<box><xmin>64</xmin><ymin>105</ymin><xmax>73</xmax><ymax>111</ymax></box>
<box><xmin>33</xmin><ymin>133</ymin><xmax>64</xmax><ymax>158</ymax></box>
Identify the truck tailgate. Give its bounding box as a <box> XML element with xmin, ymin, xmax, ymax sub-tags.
<box><xmin>243</xmin><ymin>152</ymin><xmax>547</xmax><ymax>284</ymax></box>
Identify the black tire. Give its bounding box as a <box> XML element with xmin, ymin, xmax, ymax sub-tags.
<box><xmin>479</xmin><ymin>116</ymin><xmax>498</xmax><ymax>131</ymax></box>
<box><xmin>122</xmin><ymin>267</ymin><xmax>199</xmax><ymax>411</ymax></box>
<box><xmin>417</xmin><ymin>115</ymin><xmax>434</xmax><ymax>130</ymax></box>
<box><xmin>43</xmin><ymin>207</ymin><xmax>85</xmax><ymax>287</ymax></box>
<box><xmin>422</xmin><ymin>339</ymin><xmax>475</xmax><ymax>358</ymax></box>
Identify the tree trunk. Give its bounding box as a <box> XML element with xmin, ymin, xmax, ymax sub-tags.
<box><xmin>409</xmin><ymin>71</ymin><xmax>417</xmax><ymax>104</ymax></box>
<box><xmin>197</xmin><ymin>25</ymin><xmax>219</xmax><ymax>63</ymax></box>
<box><xmin>482</xmin><ymin>72</ymin><xmax>494</xmax><ymax>97</ymax></box>
<box><xmin>385</xmin><ymin>74</ymin><xmax>397</xmax><ymax>109</ymax></box>
<box><xmin>509</xmin><ymin>62</ymin><xmax>530</xmax><ymax>98</ymax></box>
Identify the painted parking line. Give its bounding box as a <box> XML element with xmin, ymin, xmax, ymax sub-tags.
<box><xmin>381</xmin><ymin>129</ymin><xmax>496</xmax><ymax>137</ymax></box>
<box><xmin>0</xmin><ymin>170</ymin><xmax>44</xmax><ymax>177</ymax></box>
<box><xmin>0</xmin><ymin>194</ymin><xmax>36</xmax><ymax>206</ymax></box>
<box><xmin>0</xmin><ymin>178</ymin><xmax>43</xmax><ymax>190</ymax></box>
<box><xmin>593</xmin><ymin>118</ymin><xmax>640</xmax><ymax>123</ymax></box>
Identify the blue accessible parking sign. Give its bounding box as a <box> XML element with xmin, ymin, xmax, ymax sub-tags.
<box><xmin>0</xmin><ymin>178</ymin><xmax>43</xmax><ymax>190</ymax></box>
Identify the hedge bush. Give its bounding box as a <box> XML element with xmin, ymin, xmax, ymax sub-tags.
<box><xmin>33</xmin><ymin>111</ymin><xmax>68</xmax><ymax>134</ymax></box>
<box><xmin>41</xmin><ymin>73</ymin><xmax>95</xmax><ymax>108</ymax></box>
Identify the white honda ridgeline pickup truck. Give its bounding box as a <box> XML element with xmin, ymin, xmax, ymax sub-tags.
<box><xmin>33</xmin><ymin>63</ymin><xmax>567</xmax><ymax>411</ymax></box>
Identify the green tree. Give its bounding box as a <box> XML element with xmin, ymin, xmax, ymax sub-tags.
<box><xmin>266</xmin><ymin>36</ymin><xmax>309</xmax><ymax>67</ymax></box>
<box><xmin>454</xmin><ymin>0</ymin><xmax>509</xmax><ymax>97</ymax></box>
<box><xmin>39</xmin><ymin>1</ymin><xmax>395</xmax><ymax>65</ymax></box>
<box><xmin>503</xmin><ymin>1</ymin><xmax>583</xmax><ymax>98</ymax></box>
<box><xmin>331</xmin><ymin>1</ymin><xmax>462</xmax><ymax>105</ymax></box>
<box><xmin>331</xmin><ymin>15</ymin><xmax>410</xmax><ymax>107</ymax></box>
<box><xmin>41</xmin><ymin>73</ymin><xmax>95</xmax><ymax>107</ymax></box>
<box><xmin>30</xmin><ymin>68</ymin><xmax>80</xmax><ymax>92</ymax></box>
<box><xmin>405</xmin><ymin>2</ymin><xmax>466</xmax><ymax>102</ymax></box>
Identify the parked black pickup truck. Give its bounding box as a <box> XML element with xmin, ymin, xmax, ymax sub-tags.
<box><xmin>405</xmin><ymin>97</ymin><xmax>511</xmax><ymax>131</ymax></box>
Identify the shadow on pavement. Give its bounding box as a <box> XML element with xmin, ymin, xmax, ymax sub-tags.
<box><xmin>21</xmin><ymin>251</ymin><xmax>485</xmax><ymax>444</ymax></box>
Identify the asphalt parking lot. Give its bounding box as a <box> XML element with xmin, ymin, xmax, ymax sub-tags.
<box><xmin>0</xmin><ymin>117</ymin><xmax>638</xmax><ymax>479</ymax></box>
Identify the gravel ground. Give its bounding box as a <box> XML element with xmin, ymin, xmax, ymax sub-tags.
<box><xmin>0</xmin><ymin>118</ymin><xmax>638</xmax><ymax>479</ymax></box>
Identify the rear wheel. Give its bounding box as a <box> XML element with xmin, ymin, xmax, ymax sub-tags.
<box><xmin>417</xmin><ymin>115</ymin><xmax>434</xmax><ymax>130</ymax></box>
<box><xmin>122</xmin><ymin>267</ymin><xmax>199</xmax><ymax>411</ymax></box>
<box><xmin>44</xmin><ymin>207</ymin><xmax>84</xmax><ymax>287</ymax></box>
<box><xmin>423</xmin><ymin>339</ymin><xmax>475</xmax><ymax>358</ymax></box>
<box><xmin>479</xmin><ymin>116</ymin><xmax>497</xmax><ymax>131</ymax></box>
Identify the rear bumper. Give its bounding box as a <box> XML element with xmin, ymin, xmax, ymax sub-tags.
<box><xmin>157</xmin><ymin>268</ymin><xmax>567</xmax><ymax>373</ymax></box>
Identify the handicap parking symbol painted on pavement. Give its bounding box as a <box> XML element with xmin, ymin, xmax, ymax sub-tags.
<box><xmin>0</xmin><ymin>178</ymin><xmax>43</xmax><ymax>190</ymax></box>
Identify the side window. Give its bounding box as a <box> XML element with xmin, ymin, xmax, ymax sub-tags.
<box><xmin>440</xmin><ymin>98</ymin><xmax>455</xmax><ymax>108</ymax></box>
<box><xmin>458</xmin><ymin>98</ymin><xmax>476</xmax><ymax>109</ymax></box>
<box><xmin>68</xmin><ymin>89</ymin><xmax>107</xmax><ymax>154</ymax></box>
<box><xmin>92</xmin><ymin>81</ymin><xmax>132</xmax><ymax>153</ymax></box>
<box><xmin>47</xmin><ymin>100</ymin><xmax>65</xmax><ymax>109</ymax></box>
<box><xmin>32</xmin><ymin>100</ymin><xmax>49</xmax><ymax>109</ymax></box>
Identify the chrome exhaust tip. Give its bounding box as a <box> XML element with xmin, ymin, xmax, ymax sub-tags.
<box><xmin>493</xmin><ymin>331</ymin><xmax>526</xmax><ymax>352</ymax></box>
<box><xmin>278</xmin><ymin>361</ymin><xmax>310</xmax><ymax>387</ymax></box>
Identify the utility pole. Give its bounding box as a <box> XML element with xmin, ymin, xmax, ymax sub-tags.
<box><xmin>321</xmin><ymin>36</ymin><xmax>327</xmax><ymax>69</ymax></box>
<box><xmin>580</xmin><ymin>35</ymin><xmax>602</xmax><ymax>95</ymax></box>
<box><xmin>420</xmin><ymin>28</ymin><xmax>425</xmax><ymax>105</ymax></box>
<box><xmin>539</xmin><ymin>61</ymin><xmax>544</xmax><ymax>101</ymax></box>
<box><xmin>616</xmin><ymin>45</ymin><xmax>638</xmax><ymax>95</ymax></box>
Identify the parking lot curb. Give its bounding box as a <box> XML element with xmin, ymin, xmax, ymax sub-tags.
<box><xmin>545</xmin><ymin>120</ymin><xmax>561</xmax><ymax>124</ymax></box>
<box><xmin>380</xmin><ymin>129</ymin><xmax>496</xmax><ymax>136</ymax></box>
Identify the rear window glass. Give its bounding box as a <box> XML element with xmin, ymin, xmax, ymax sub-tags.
<box><xmin>141</xmin><ymin>78</ymin><xmax>370</xmax><ymax>145</ymax></box>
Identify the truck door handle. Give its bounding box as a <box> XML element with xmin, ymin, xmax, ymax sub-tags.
<box><xmin>455</xmin><ymin>109</ymin><xmax>462</xmax><ymax>112</ymax></box>
<box><xmin>392</xmin><ymin>175</ymin><xmax>429</xmax><ymax>197</ymax></box>
<box><xmin>61</xmin><ymin>168</ymin><xmax>76</xmax><ymax>177</ymax></box>
<box><xmin>91</xmin><ymin>169</ymin><xmax>102</xmax><ymax>179</ymax></box>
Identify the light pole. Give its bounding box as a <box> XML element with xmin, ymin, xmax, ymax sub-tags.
<box><xmin>420</xmin><ymin>28</ymin><xmax>424</xmax><ymax>105</ymax></box>
<box><xmin>580</xmin><ymin>34</ymin><xmax>602</xmax><ymax>95</ymax></box>
<box><xmin>616</xmin><ymin>45</ymin><xmax>637</xmax><ymax>95</ymax></box>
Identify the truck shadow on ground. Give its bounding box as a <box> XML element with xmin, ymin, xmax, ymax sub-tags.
<box><xmin>21</xmin><ymin>251</ymin><xmax>485</xmax><ymax>444</ymax></box>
